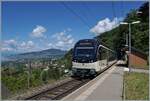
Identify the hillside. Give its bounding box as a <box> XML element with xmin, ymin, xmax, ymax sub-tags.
<box><xmin>2</xmin><ymin>49</ymin><xmax>67</xmax><ymax>61</ymax></box>
<box><xmin>96</xmin><ymin>2</ymin><xmax>149</xmax><ymax>59</ymax></box>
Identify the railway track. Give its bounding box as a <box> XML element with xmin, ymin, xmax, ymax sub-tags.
<box><xmin>24</xmin><ymin>78</ymin><xmax>90</xmax><ymax>100</ymax></box>
<box><xmin>24</xmin><ymin>61</ymin><xmax>117</xmax><ymax>100</ymax></box>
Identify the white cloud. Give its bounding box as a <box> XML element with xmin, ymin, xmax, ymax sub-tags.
<box><xmin>90</xmin><ymin>17</ymin><xmax>122</xmax><ymax>36</ymax></box>
<box><xmin>1</xmin><ymin>39</ymin><xmax>18</xmax><ymax>51</ymax></box>
<box><xmin>1</xmin><ymin>39</ymin><xmax>36</xmax><ymax>52</ymax></box>
<box><xmin>49</xmin><ymin>29</ymin><xmax>75</xmax><ymax>50</ymax></box>
<box><xmin>1</xmin><ymin>47</ymin><xmax>13</xmax><ymax>51</ymax></box>
<box><xmin>4</xmin><ymin>39</ymin><xmax>17</xmax><ymax>45</ymax></box>
<box><xmin>2</xmin><ymin>28</ymin><xmax>74</xmax><ymax>52</ymax></box>
<box><xmin>31</xmin><ymin>25</ymin><xmax>46</xmax><ymax>38</ymax></box>
<box><xmin>47</xmin><ymin>43</ymin><xmax>55</xmax><ymax>48</ymax></box>
<box><xmin>27</xmin><ymin>41</ymin><xmax>34</xmax><ymax>47</ymax></box>
<box><xmin>20</xmin><ymin>41</ymin><xmax>35</xmax><ymax>50</ymax></box>
<box><xmin>20</xmin><ymin>42</ymin><xmax>26</xmax><ymax>47</ymax></box>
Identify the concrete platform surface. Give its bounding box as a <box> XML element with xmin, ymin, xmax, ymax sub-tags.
<box><xmin>130</xmin><ymin>68</ymin><xmax>149</xmax><ymax>74</ymax></box>
<box><xmin>63</xmin><ymin>60</ymin><xmax>124</xmax><ymax>100</ymax></box>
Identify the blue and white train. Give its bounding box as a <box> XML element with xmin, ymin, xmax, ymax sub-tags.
<box><xmin>71</xmin><ymin>39</ymin><xmax>117</xmax><ymax>77</ymax></box>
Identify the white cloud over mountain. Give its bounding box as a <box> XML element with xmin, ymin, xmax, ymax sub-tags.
<box><xmin>2</xmin><ymin>28</ymin><xmax>75</xmax><ymax>53</ymax></box>
<box><xmin>4</xmin><ymin>39</ymin><xmax>17</xmax><ymax>45</ymax></box>
<box><xmin>31</xmin><ymin>25</ymin><xmax>47</xmax><ymax>38</ymax></box>
<box><xmin>1</xmin><ymin>47</ymin><xmax>13</xmax><ymax>51</ymax></box>
<box><xmin>20</xmin><ymin>41</ymin><xmax>34</xmax><ymax>50</ymax></box>
<box><xmin>1</xmin><ymin>39</ymin><xmax>18</xmax><ymax>51</ymax></box>
<box><xmin>48</xmin><ymin>29</ymin><xmax>75</xmax><ymax>50</ymax></box>
<box><xmin>90</xmin><ymin>17</ymin><xmax>122</xmax><ymax>36</ymax></box>
<box><xmin>1</xmin><ymin>39</ymin><xmax>36</xmax><ymax>52</ymax></box>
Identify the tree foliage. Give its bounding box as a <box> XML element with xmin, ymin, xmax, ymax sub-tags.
<box><xmin>96</xmin><ymin>2</ymin><xmax>149</xmax><ymax>59</ymax></box>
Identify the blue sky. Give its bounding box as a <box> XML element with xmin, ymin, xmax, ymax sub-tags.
<box><xmin>2</xmin><ymin>1</ymin><xmax>145</xmax><ymax>53</ymax></box>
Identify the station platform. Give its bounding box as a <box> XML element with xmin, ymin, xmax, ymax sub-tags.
<box><xmin>63</xmin><ymin>61</ymin><xmax>124</xmax><ymax>100</ymax></box>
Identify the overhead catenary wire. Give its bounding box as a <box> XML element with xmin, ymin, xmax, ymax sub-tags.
<box><xmin>121</xmin><ymin>1</ymin><xmax>125</xmax><ymax>18</ymax></box>
<box><xmin>80</xmin><ymin>2</ymin><xmax>90</xmax><ymax>24</ymax></box>
<box><xmin>111</xmin><ymin>1</ymin><xmax>116</xmax><ymax>18</ymax></box>
<box><xmin>83</xmin><ymin>2</ymin><xmax>99</xmax><ymax>28</ymax></box>
<box><xmin>121</xmin><ymin>1</ymin><xmax>127</xmax><ymax>44</ymax></box>
<box><xmin>82</xmin><ymin>2</ymin><xmax>94</xmax><ymax>21</ymax></box>
<box><xmin>111</xmin><ymin>1</ymin><xmax>121</xmax><ymax>51</ymax></box>
<box><xmin>60</xmin><ymin>1</ymin><xmax>91</xmax><ymax>29</ymax></box>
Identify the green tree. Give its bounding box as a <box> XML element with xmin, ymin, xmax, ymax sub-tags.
<box><xmin>96</xmin><ymin>2</ymin><xmax>149</xmax><ymax>58</ymax></box>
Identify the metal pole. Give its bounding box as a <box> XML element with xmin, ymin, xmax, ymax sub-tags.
<box><xmin>129</xmin><ymin>23</ymin><xmax>131</xmax><ymax>72</ymax></box>
<box><xmin>40</xmin><ymin>70</ymin><xmax>44</xmax><ymax>83</ymax></box>
<box><xmin>28</xmin><ymin>60</ymin><xmax>31</xmax><ymax>87</ymax></box>
<box><xmin>27</xmin><ymin>71</ymin><xmax>30</xmax><ymax>88</ymax></box>
<box><xmin>25</xmin><ymin>71</ymin><xmax>30</xmax><ymax>88</ymax></box>
<box><xmin>126</xmin><ymin>33</ymin><xmax>128</xmax><ymax>46</ymax></box>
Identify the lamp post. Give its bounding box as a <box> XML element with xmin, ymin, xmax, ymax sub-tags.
<box><xmin>125</xmin><ymin>33</ymin><xmax>128</xmax><ymax>46</ymax></box>
<box><xmin>120</xmin><ymin>21</ymin><xmax>140</xmax><ymax>72</ymax></box>
<box><xmin>24</xmin><ymin>71</ymin><xmax>30</xmax><ymax>88</ymax></box>
<box><xmin>25</xmin><ymin>62</ymin><xmax>32</xmax><ymax>88</ymax></box>
<box><xmin>136</xmin><ymin>11</ymin><xmax>142</xmax><ymax>14</ymax></box>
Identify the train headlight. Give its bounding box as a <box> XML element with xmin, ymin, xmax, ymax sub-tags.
<box><xmin>90</xmin><ymin>60</ymin><xmax>93</xmax><ymax>63</ymax></box>
<box><xmin>90</xmin><ymin>69</ymin><xmax>95</xmax><ymax>74</ymax></box>
<box><xmin>72</xmin><ymin>68</ymin><xmax>77</xmax><ymax>73</ymax></box>
<box><xmin>74</xmin><ymin>59</ymin><xmax>77</xmax><ymax>62</ymax></box>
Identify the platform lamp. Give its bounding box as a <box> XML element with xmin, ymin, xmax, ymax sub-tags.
<box><xmin>120</xmin><ymin>21</ymin><xmax>140</xmax><ymax>72</ymax></box>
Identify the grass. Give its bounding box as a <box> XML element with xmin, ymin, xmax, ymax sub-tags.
<box><xmin>6</xmin><ymin>76</ymin><xmax>69</xmax><ymax>100</ymax></box>
<box><xmin>124</xmin><ymin>72</ymin><xmax>149</xmax><ymax>100</ymax></box>
<box><xmin>2</xmin><ymin>68</ymin><xmax>69</xmax><ymax>99</ymax></box>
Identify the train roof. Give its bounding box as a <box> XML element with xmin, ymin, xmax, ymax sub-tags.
<box><xmin>99</xmin><ymin>45</ymin><xmax>115</xmax><ymax>53</ymax></box>
<box><xmin>75</xmin><ymin>39</ymin><xmax>115</xmax><ymax>53</ymax></box>
<box><xmin>76</xmin><ymin>39</ymin><xmax>100</xmax><ymax>44</ymax></box>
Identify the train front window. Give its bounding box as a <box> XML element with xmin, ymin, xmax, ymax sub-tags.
<box><xmin>75</xmin><ymin>47</ymin><xmax>95</xmax><ymax>57</ymax></box>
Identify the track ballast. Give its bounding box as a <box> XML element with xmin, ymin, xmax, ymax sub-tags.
<box><xmin>24</xmin><ymin>78</ymin><xmax>90</xmax><ymax>100</ymax></box>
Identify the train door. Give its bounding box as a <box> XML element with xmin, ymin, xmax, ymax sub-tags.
<box><xmin>99</xmin><ymin>47</ymin><xmax>107</xmax><ymax>70</ymax></box>
<box><xmin>97</xmin><ymin>47</ymin><xmax>101</xmax><ymax>71</ymax></box>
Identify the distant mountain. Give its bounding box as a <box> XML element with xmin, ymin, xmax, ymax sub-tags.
<box><xmin>2</xmin><ymin>49</ymin><xmax>67</xmax><ymax>61</ymax></box>
<box><xmin>1</xmin><ymin>52</ymin><xmax>19</xmax><ymax>61</ymax></box>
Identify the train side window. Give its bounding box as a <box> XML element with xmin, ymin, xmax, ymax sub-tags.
<box><xmin>97</xmin><ymin>47</ymin><xmax>101</xmax><ymax>60</ymax></box>
<box><xmin>108</xmin><ymin>51</ymin><xmax>116</xmax><ymax>61</ymax></box>
<box><xmin>100</xmin><ymin>47</ymin><xmax>108</xmax><ymax>60</ymax></box>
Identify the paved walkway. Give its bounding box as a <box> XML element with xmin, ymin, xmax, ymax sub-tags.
<box><xmin>63</xmin><ymin>60</ymin><xmax>124</xmax><ymax>100</ymax></box>
<box><xmin>130</xmin><ymin>68</ymin><xmax>149</xmax><ymax>74</ymax></box>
